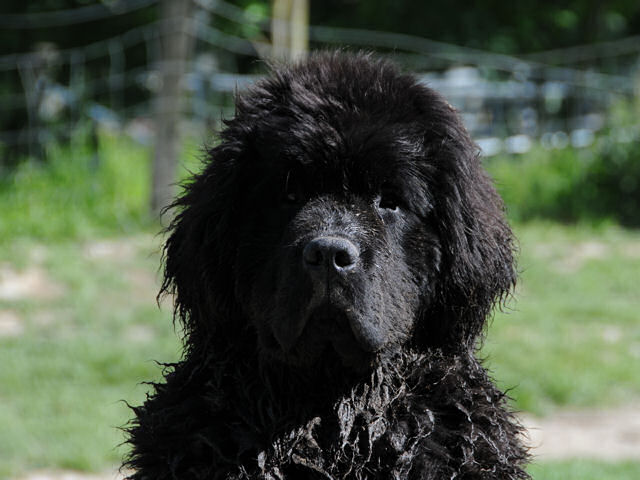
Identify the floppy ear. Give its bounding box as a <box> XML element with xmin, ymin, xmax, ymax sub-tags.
<box><xmin>160</xmin><ymin>141</ymin><xmax>243</xmax><ymax>340</ymax></box>
<box><xmin>413</xmin><ymin>98</ymin><xmax>516</xmax><ymax>352</ymax></box>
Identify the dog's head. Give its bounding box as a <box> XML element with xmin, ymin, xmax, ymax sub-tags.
<box><xmin>162</xmin><ymin>52</ymin><xmax>515</xmax><ymax>371</ymax></box>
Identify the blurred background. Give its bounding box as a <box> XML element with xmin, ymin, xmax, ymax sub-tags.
<box><xmin>0</xmin><ymin>1</ymin><xmax>639</xmax><ymax>479</ymax></box>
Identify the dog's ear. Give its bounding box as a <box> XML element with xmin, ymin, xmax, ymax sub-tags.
<box><xmin>414</xmin><ymin>98</ymin><xmax>516</xmax><ymax>352</ymax></box>
<box><xmin>160</xmin><ymin>141</ymin><xmax>242</xmax><ymax>339</ymax></box>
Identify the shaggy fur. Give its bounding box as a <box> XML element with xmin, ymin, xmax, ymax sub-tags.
<box><xmin>125</xmin><ymin>52</ymin><xmax>530</xmax><ymax>479</ymax></box>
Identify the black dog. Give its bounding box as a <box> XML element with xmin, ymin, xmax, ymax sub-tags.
<box><xmin>126</xmin><ymin>52</ymin><xmax>530</xmax><ymax>479</ymax></box>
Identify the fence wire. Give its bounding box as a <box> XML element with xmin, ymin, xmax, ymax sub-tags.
<box><xmin>1</xmin><ymin>0</ymin><xmax>638</xmax><ymax>158</ymax></box>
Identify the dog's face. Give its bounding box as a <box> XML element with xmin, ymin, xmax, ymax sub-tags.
<box><xmin>234</xmin><ymin>127</ymin><xmax>442</xmax><ymax>369</ymax></box>
<box><xmin>163</xmin><ymin>53</ymin><xmax>516</xmax><ymax>372</ymax></box>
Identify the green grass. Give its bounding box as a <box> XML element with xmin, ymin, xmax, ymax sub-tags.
<box><xmin>486</xmin><ymin>146</ymin><xmax>591</xmax><ymax>223</ymax></box>
<box><xmin>482</xmin><ymin>222</ymin><xmax>640</xmax><ymax>414</ymax></box>
<box><xmin>0</xmin><ymin>132</ymin><xmax>205</xmax><ymax>242</ymax></box>
<box><xmin>1</xmin><ymin>135</ymin><xmax>639</xmax><ymax>477</ymax></box>
<box><xmin>0</xmin><ymin>223</ymin><xmax>638</xmax><ymax>477</ymax></box>
<box><xmin>0</xmin><ymin>236</ymin><xmax>182</xmax><ymax>477</ymax></box>
<box><xmin>0</xmin><ymin>136</ymin><xmax>150</xmax><ymax>241</ymax></box>
<box><xmin>528</xmin><ymin>460</ymin><xmax>640</xmax><ymax>479</ymax></box>
<box><xmin>485</xmin><ymin>102</ymin><xmax>640</xmax><ymax>228</ymax></box>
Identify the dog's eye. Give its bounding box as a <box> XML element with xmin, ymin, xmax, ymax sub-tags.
<box><xmin>284</xmin><ymin>192</ymin><xmax>299</xmax><ymax>204</ymax></box>
<box><xmin>378</xmin><ymin>195</ymin><xmax>399</xmax><ymax>211</ymax></box>
<box><xmin>377</xmin><ymin>190</ymin><xmax>402</xmax><ymax>213</ymax></box>
<box><xmin>283</xmin><ymin>170</ymin><xmax>303</xmax><ymax>205</ymax></box>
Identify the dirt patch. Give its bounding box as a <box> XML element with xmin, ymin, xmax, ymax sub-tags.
<box><xmin>15</xmin><ymin>470</ymin><xmax>125</xmax><ymax>480</ymax></box>
<box><xmin>521</xmin><ymin>406</ymin><xmax>640</xmax><ymax>461</ymax></box>
<box><xmin>0</xmin><ymin>310</ymin><xmax>23</xmax><ymax>337</ymax></box>
<box><xmin>0</xmin><ymin>265</ymin><xmax>64</xmax><ymax>301</ymax></box>
<box><xmin>125</xmin><ymin>268</ymin><xmax>160</xmax><ymax>304</ymax></box>
<box><xmin>82</xmin><ymin>235</ymin><xmax>160</xmax><ymax>263</ymax></box>
<box><xmin>534</xmin><ymin>236</ymin><xmax>640</xmax><ymax>273</ymax></box>
<box><xmin>82</xmin><ymin>239</ymin><xmax>138</xmax><ymax>262</ymax></box>
<box><xmin>601</xmin><ymin>324</ymin><xmax>623</xmax><ymax>344</ymax></box>
<box><xmin>553</xmin><ymin>241</ymin><xmax>609</xmax><ymax>273</ymax></box>
<box><xmin>124</xmin><ymin>324</ymin><xmax>156</xmax><ymax>343</ymax></box>
<box><xmin>28</xmin><ymin>244</ymin><xmax>48</xmax><ymax>264</ymax></box>
<box><xmin>621</xmin><ymin>241</ymin><xmax>640</xmax><ymax>259</ymax></box>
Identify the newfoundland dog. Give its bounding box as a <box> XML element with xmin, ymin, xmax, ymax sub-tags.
<box><xmin>126</xmin><ymin>52</ymin><xmax>530</xmax><ymax>479</ymax></box>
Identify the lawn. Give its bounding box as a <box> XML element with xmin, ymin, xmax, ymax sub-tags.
<box><xmin>0</xmin><ymin>136</ymin><xmax>638</xmax><ymax>478</ymax></box>
<box><xmin>1</xmin><ymin>222</ymin><xmax>639</xmax><ymax>478</ymax></box>
<box><xmin>483</xmin><ymin>222</ymin><xmax>640</xmax><ymax>415</ymax></box>
<box><xmin>529</xmin><ymin>461</ymin><xmax>640</xmax><ymax>479</ymax></box>
<box><xmin>0</xmin><ymin>235</ymin><xmax>179</xmax><ymax>477</ymax></box>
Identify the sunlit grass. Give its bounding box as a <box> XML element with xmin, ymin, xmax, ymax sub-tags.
<box><xmin>1</xmin><ymin>135</ymin><xmax>639</xmax><ymax>477</ymax></box>
<box><xmin>0</xmin><ymin>136</ymin><xmax>148</xmax><ymax>241</ymax></box>
<box><xmin>0</xmin><ymin>132</ymin><xmax>206</xmax><ymax>242</ymax></box>
<box><xmin>482</xmin><ymin>222</ymin><xmax>640</xmax><ymax>415</ymax></box>
<box><xmin>1</xmin><ymin>223</ymin><xmax>638</xmax><ymax>476</ymax></box>
<box><xmin>528</xmin><ymin>460</ymin><xmax>640</xmax><ymax>479</ymax></box>
<box><xmin>0</xmin><ymin>237</ymin><xmax>181</xmax><ymax>477</ymax></box>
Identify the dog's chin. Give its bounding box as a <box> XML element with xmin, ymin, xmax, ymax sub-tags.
<box><xmin>258</xmin><ymin>307</ymin><xmax>377</xmax><ymax>373</ymax></box>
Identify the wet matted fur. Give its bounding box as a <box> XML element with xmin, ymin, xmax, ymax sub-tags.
<box><xmin>125</xmin><ymin>52</ymin><xmax>530</xmax><ymax>479</ymax></box>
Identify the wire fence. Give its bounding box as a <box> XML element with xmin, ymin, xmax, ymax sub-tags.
<box><xmin>1</xmin><ymin>0</ymin><xmax>639</xmax><ymax>161</ymax></box>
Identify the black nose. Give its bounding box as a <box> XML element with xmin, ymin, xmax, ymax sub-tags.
<box><xmin>303</xmin><ymin>236</ymin><xmax>359</xmax><ymax>273</ymax></box>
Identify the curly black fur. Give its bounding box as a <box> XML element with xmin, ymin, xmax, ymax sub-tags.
<box><xmin>125</xmin><ymin>52</ymin><xmax>530</xmax><ymax>479</ymax></box>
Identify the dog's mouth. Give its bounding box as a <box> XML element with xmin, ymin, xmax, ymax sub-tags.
<box><xmin>266</xmin><ymin>305</ymin><xmax>374</xmax><ymax>371</ymax></box>
<box><xmin>310</xmin><ymin>306</ymin><xmax>371</xmax><ymax>363</ymax></box>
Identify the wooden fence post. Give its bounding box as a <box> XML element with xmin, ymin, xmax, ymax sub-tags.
<box><xmin>151</xmin><ymin>0</ymin><xmax>194</xmax><ymax>217</ymax></box>
<box><xmin>271</xmin><ymin>0</ymin><xmax>309</xmax><ymax>60</ymax></box>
